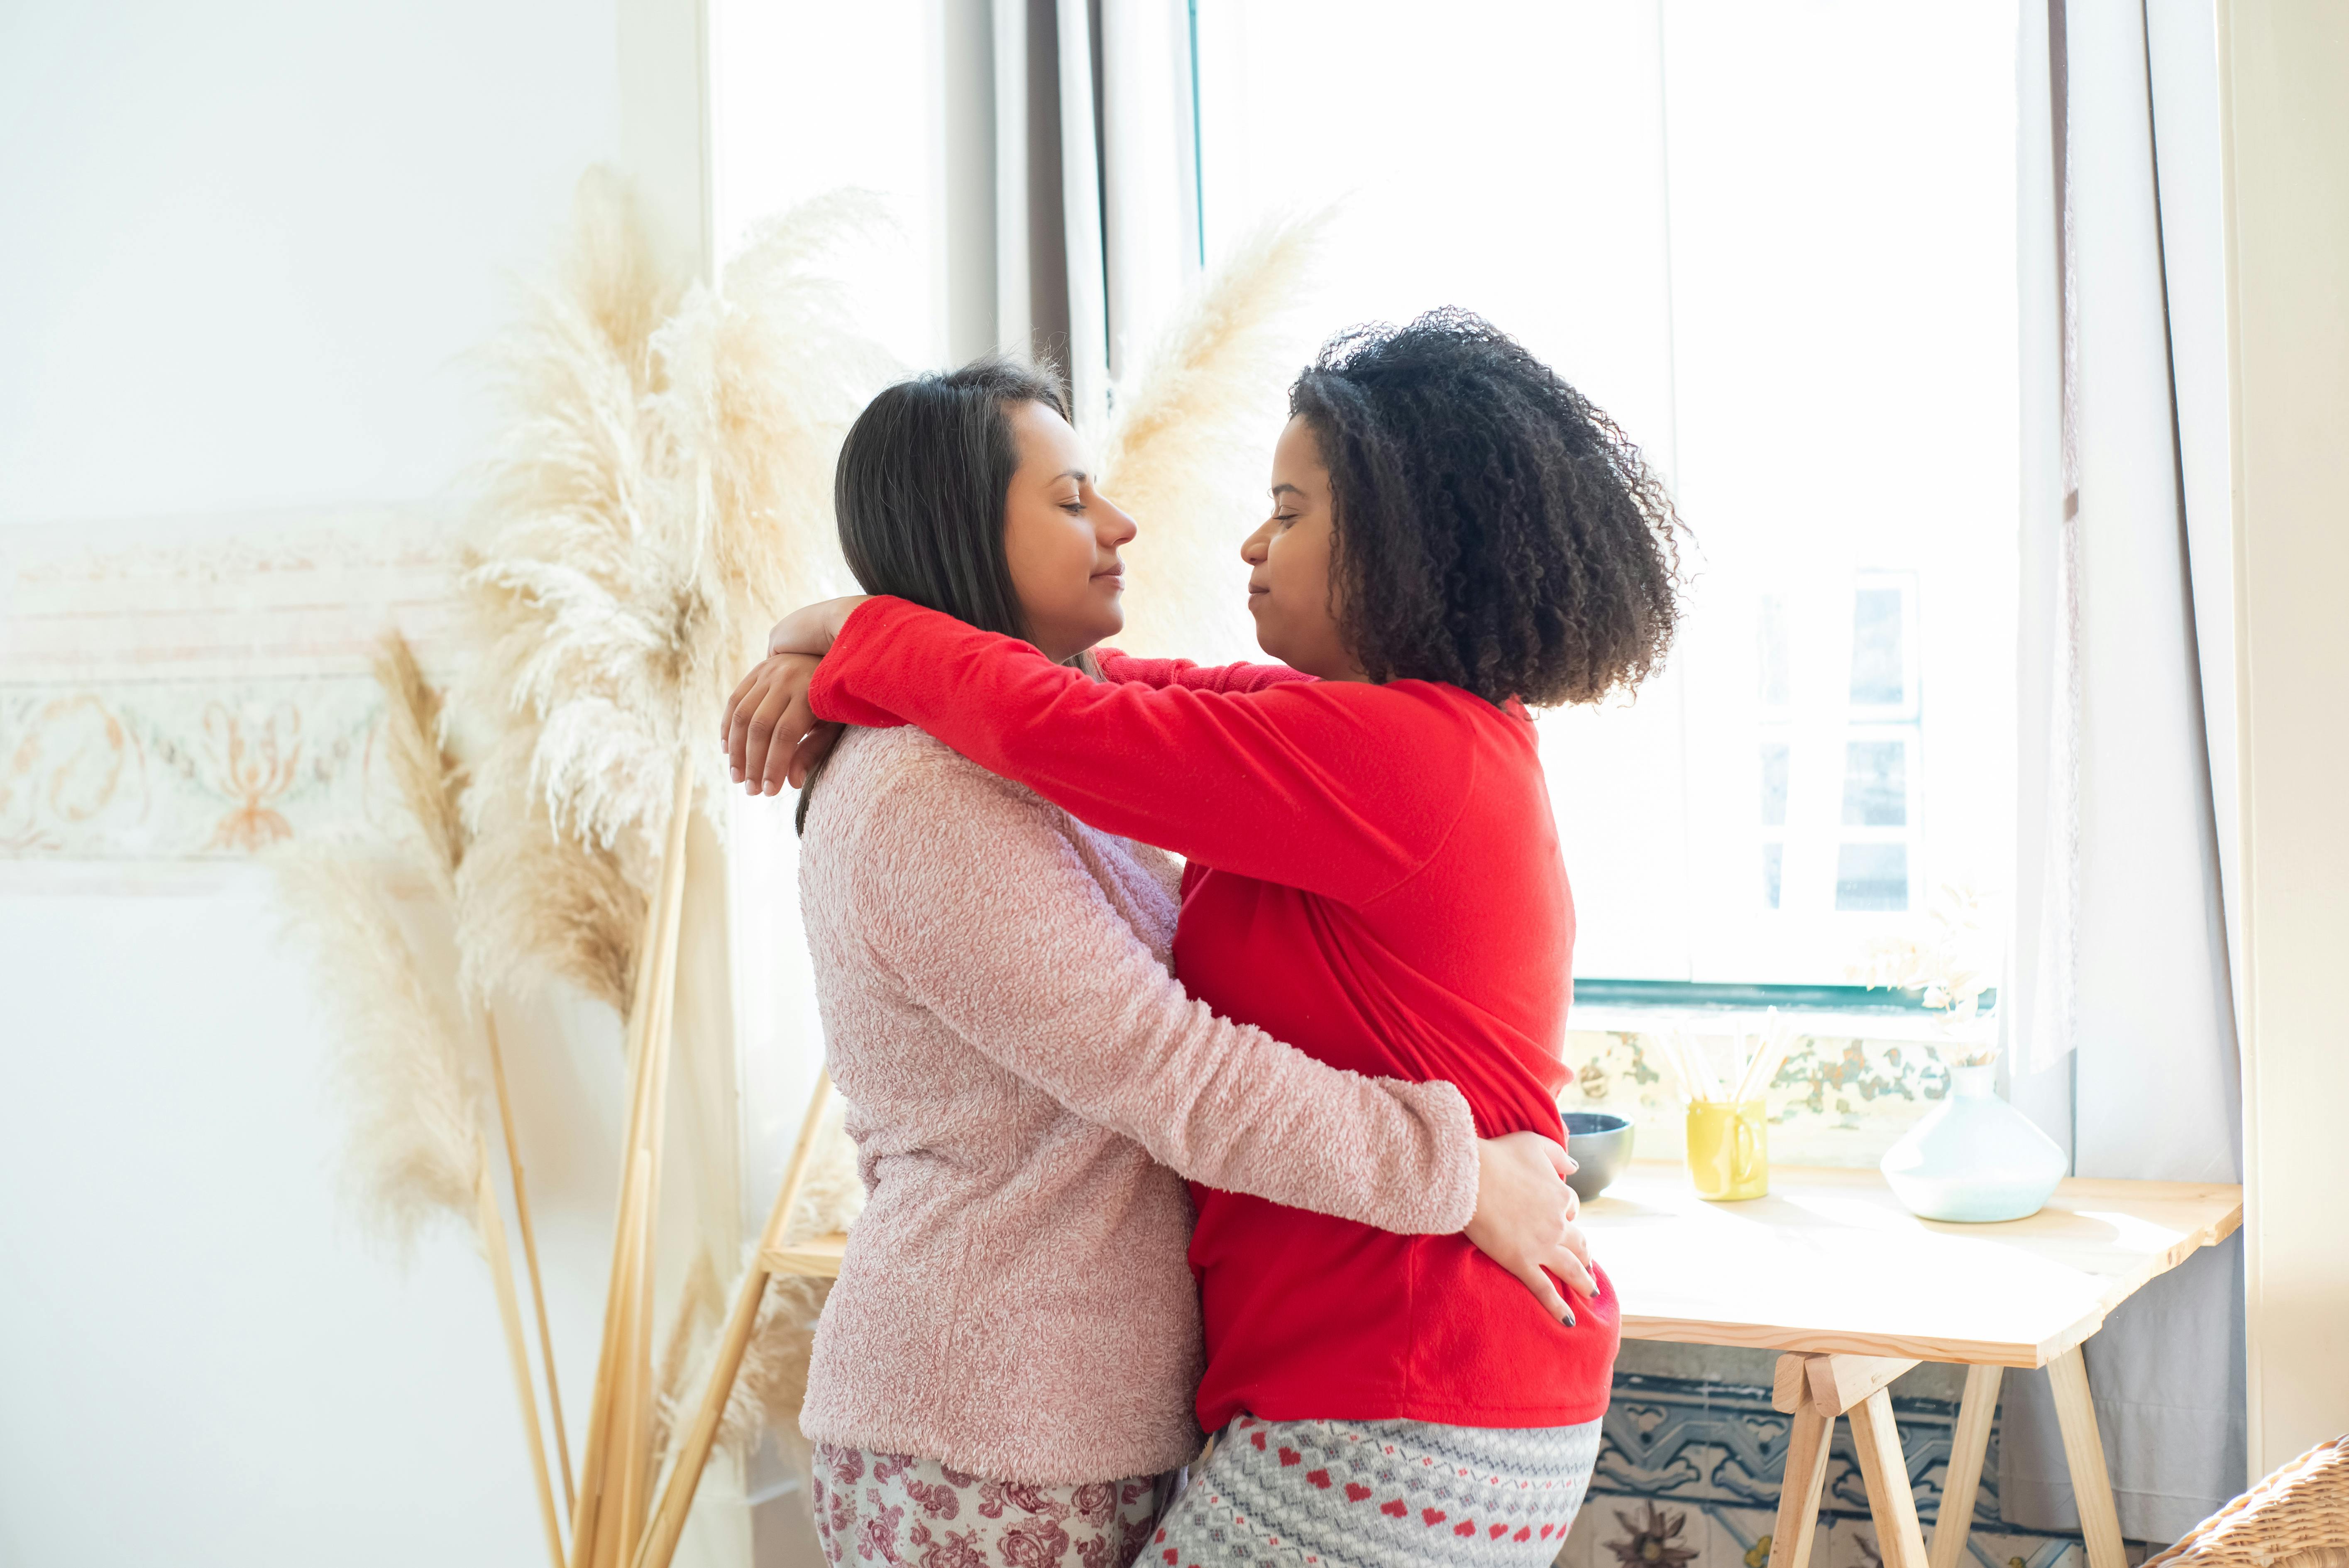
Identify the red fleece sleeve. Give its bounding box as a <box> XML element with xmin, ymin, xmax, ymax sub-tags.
<box><xmin>1095</xmin><ymin>649</ymin><xmax>1317</xmax><ymax>694</ymax></box>
<box><xmin>808</xmin><ymin>597</ymin><xmax>1469</xmax><ymax>905</ymax></box>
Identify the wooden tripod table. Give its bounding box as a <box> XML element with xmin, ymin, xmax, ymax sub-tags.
<box><xmin>1577</xmin><ymin>1163</ymin><xmax>2242</xmax><ymax>1568</ymax></box>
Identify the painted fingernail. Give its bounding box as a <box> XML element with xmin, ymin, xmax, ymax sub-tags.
<box><xmin>1562</xmin><ymin>1307</ymin><xmax>1576</xmax><ymax>1327</ymax></box>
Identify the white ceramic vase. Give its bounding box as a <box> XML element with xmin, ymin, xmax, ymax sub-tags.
<box><xmin>1880</xmin><ymin>1063</ymin><xmax>2066</xmax><ymax>1222</ymax></box>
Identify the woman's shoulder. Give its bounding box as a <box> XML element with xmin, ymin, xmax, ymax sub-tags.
<box><xmin>807</xmin><ymin>727</ymin><xmax>1045</xmax><ymax>844</ymax></box>
<box><xmin>1360</xmin><ymin>676</ymin><xmax>1544</xmax><ymax>741</ymax></box>
<box><xmin>799</xmin><ymin>730</ymin><xmax>1068</xmax><ymax>935</ymax></box>
<box><xmin>1264</xmin><ymin>672</ymin><xmax>1525</xmax><ymax>757</ymax></box>
<box><xmin>808</xmin><ymin>729</ymin><xmax>1171</xmax><ymax>911</ymax></box>
<box><xmin>800</xmin><ymin>728</ymin><xmax>1179</xmax><ymax>960</ymax></box>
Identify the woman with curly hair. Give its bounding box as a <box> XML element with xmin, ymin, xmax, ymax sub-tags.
<box><xmin>730</xmin><ymin>310</ymin><xmax>1684</xmax><ymax>1566</ymax></box>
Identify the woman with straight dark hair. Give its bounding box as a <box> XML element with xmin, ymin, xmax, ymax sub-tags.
<box><xmin>774</xmin><ymin>358</ymin><xmax>1590</xmax><ymax>1568</ymax></box>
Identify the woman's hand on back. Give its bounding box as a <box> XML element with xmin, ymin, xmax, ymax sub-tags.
<box><xmin>721</xmin><ymin>652</ymin><xmax>840</xmax><ymax>794</ymax></box>
<box><xmin>1467</xmin><ymin>1132</ymin><xmax>1597</xmax><ymax>1326</ymax></box>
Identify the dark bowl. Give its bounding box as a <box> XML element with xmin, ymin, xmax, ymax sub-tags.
<box><xmin>1562</xmin><ymin>1111</ymin><xmax>1634</xmax><ymax>1202</ymax></box>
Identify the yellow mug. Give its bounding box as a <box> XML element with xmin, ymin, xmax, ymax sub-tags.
<box><xmin>1686</xmin><ymin>1100</ymin><xmax>1769</xmax><ymax>1200</ymax></box>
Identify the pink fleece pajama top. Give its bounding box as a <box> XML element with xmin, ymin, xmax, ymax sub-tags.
<box><xmin>794</xmin><ymin>724</ymin><xmax>1483</xmax><ymax>1485</ymax></box>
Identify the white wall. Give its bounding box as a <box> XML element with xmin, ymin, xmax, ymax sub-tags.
<box><xmin>2223</xmin><ymin>0</ymin><xmax>2349</xmax><ymax>1475</ymax></box>
<box><xmin>0</xmin><ymin>0</ymin><xmax>618</xmax><ymax>527</ymax></box>
<box><xmin>0</xmin><ymin>877</ymin><xmax>629</xmax><ymax>1568</ymax></box>
<box><xmin>0</xmin><ymin>4</ymin><xmax>636</xmax><ymax>1565</ymax></box>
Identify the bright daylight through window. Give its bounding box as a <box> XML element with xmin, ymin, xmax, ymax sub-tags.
<box><xmin>1195</xmin><ymin>1</ymin><xmax>2020</xmax><ymax>990</ymax></box>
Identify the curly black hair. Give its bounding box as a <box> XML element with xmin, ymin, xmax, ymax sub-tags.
<box><xmin>1288</xmin><ymin>309</ymin><xmax>1685</xmax><ymax>708</ymax></box>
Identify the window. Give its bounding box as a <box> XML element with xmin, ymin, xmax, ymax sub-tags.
<box><xmin>1195</xmin><ymin>1</ymin><xmax>2019</xmax><ymax>989</ymax></box>
<box><xmin>1757</xmin><ymin>572</ymin><xmax>1929</xmax><ymax>920</ymax></box>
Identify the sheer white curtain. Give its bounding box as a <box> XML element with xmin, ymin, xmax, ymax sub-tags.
<box><xmin>1099</xmin><ymin>0</ymin><xmax>1201</xmax><ymax>383</ymax></box>
<box><xmin>2002</xmin><ymin>0</ymin><xmax>2245</xmax><ymax>1540</ymax></box>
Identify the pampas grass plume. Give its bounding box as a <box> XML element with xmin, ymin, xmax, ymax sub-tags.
<box><xmin>1097</xmin><ymin>208</ymin><xmax>1333</xmax><ymax>663</ymax></box>
<box><xmin>463</xmin><ymin>174</ymin><xmax>895</xmax><ymax>865</ymax></box>
<box><xmin>372</xmin><ymin>631</ymin><xmax>466</xmax><ymax>899</ymax></box>
<box><xmin>648</xmin><ymin>1250</ymin><xmax>728</xmax><ymax>1460</ymax></box>
<box><xmin>275</xmin><ymin>844</ymin><xmax>485</xmax><ymax>1261</ymax></box>
<box><xmin>656</xmin><ymin>188</ymin><xmax>897</xmax><ymax>672</ymax></box>
<box><xmin>723</xmin><ymin>1275</ymin><xmax>830</xmax><ymax>1463</ymax></box>
<box><xmin>721</xmin><ymin>1097</ymin><xmax>865</xmax><ymax>1456</ymax></box>
<box><xmin>461</xmin><ymin>166</ymin><xmax>692</xmax><ymax>857</ymax></box>
<box><xmin>653</xmin><ymin>1099</ymin><xmax>865</xmax><ymax>1467</ymax></box>
<box><xmin>456</xmin><ymin>777</ymin><xmax>646</xmax><ymax>1016</ymax></box>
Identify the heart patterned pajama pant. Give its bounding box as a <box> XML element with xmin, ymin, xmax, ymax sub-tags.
<box><xmin>1142</xmin><ymin>1414</ymin><xmax>1603</xmax><ymax>1568</ymax></box>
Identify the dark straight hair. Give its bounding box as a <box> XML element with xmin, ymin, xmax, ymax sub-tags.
<box><xmin>797</xmin><ymin>356</ymin><xmax>1073</xmax><ymax>833</ymax></box>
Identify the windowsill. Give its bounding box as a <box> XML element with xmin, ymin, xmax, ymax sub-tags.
<box><xmin>1571</xmin><ymin>978</ymin><xmax>1998</xmax><ymax>1048</ymax></box>
<box><xmin>1562</xmin><ymin>984</ymin><xmax>2000</xmax><ymax>1168</ymax></box>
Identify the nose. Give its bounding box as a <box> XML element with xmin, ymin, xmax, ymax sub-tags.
<box><xmin>1240</xmin><ymin>517</ymin><xmax>1274</xmax><ymax>565</ymax></box>
<box><xmin>1099</xmin><ymin>494</ymin><xmax>1138</xmax><ymax>549</ymax></box>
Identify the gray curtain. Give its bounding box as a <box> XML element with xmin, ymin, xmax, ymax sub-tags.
<box><xmin>2001</xmin><ymin>0</ymin><xmax>2246</xmax><ymax>1542</ymax></box>
<box><xmin>992</xmin><ymin>0</ymin><xmax>1083</xmax><ymax>379</ymax></box>
<box><xmin>990</xmin><ymin>0</ymin><xmax>1198</xmax><ymax>423</ymax></box>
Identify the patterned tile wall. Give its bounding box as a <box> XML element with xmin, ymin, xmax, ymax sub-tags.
<box><xmin>1556</xmin><ymin>1374</ymin><xmax>2122</xmax><ymax>1568</ymax></box>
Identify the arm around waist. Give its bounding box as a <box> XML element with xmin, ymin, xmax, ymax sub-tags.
<box><xmin>828</xmin><ymin>748</ymin><xmax>1479</xmax><ymax>1235</ymax></box>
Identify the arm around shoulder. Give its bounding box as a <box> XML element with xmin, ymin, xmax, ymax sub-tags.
<box><xmin>809</xmin><ymin>596</ymin><xmax>1469</xmax><ymax>904</ymax></box>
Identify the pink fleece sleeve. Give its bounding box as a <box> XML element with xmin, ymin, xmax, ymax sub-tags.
<box><xmin>837</xmin><ymin>754</ymin><xmax>1480</xmax><ymax>1236</ymax></box>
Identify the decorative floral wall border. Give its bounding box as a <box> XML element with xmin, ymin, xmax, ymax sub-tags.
<box><xmin>1</xmin><ymin>509</ymin><xmax>457</xmax><ymax>862</ymax></box>
<box><xmin>0</xmin><ymin>678</ymin><xmax>396</xmax><ymax>858</ymax></box>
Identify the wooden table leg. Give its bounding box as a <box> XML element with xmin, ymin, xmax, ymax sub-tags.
<box><xmin>2047</xmin><ymin>1346</ymin><xmax>2127</xmax><ymax>1568</ymax></box>
<box><xmin>1927</xmin><ymin>1365</ymin><xmax>2001</xmax><ymax>1568</ymax></box>
<box><xmin>1848</xmin><ymin>1386</ymin><xmax>1931</xmax><ymax>1568</ymax></box>
<box><xmin>1767</xmin><ymin>1400</ymin><xmax>1835</xmax><ymax>1568</ymax></box>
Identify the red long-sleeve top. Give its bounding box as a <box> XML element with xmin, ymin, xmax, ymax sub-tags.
<box><xmin>807</xmin><ymin>596</ymin><xmax>1620</xmax><ymax>1431</ymax></box>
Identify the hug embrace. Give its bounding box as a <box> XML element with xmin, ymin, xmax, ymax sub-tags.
<box><xmin>721</xmin><ymin>310</ymin><xmax>1684</xmax><ymax>1568</ymax></box>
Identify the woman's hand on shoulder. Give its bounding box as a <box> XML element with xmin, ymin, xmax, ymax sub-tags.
<box><xmin>721</xmin><ymin>652</ymin><xmax>841</xmax><ymax>794</ymax></box>
<box><xmin>767</xmin><ymin>596</ymin><xmax>871</xmax><ymax>658</ymax></box>
<box><xmin>722</xmin><ymin>596</ymin><xmax>868</xmax><ymax>795</ymax></box>
<box><xmin>1465</xmin><ymin>1131</ymin><xmax>1597</xmax><ymax>1325</ymax></box>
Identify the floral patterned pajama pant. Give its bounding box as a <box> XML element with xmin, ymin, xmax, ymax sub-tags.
<box><xmin>811</xmin><ymin>1443</ymin><xmax>1176</xmax><ymax>1568</ymax></box>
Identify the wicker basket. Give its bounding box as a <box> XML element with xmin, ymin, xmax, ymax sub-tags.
<box><xmin>2142</xmin><ymin>1435</ymin><xmax>2349</xmax><ymax>1568</ymax></box>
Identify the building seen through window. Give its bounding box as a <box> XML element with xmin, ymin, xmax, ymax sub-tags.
<box><xmin>1195</xmin><ymin>0</ymin><xmax>2019</xmax><ymax>990</ymax></box>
